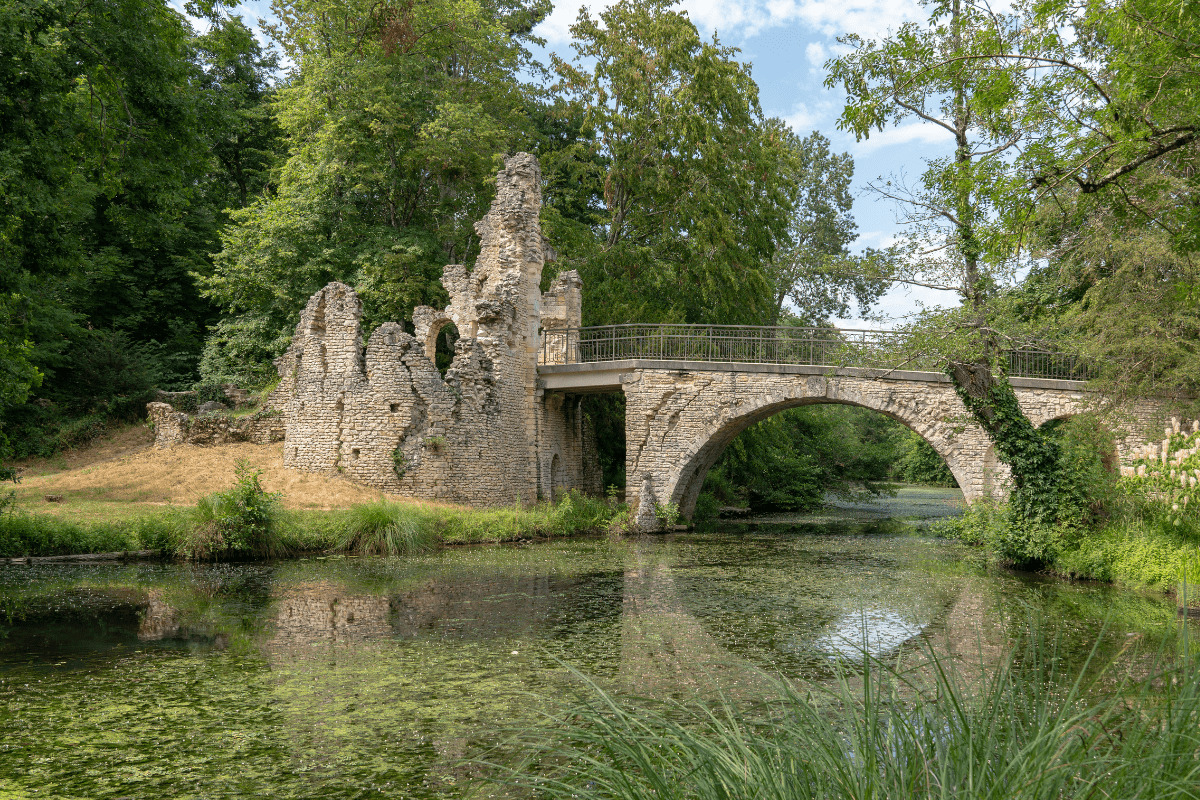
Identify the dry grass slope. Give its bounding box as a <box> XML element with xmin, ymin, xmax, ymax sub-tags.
<box><xmin>10</xmin><ymin>425</ymin><xmax>404</xmax><ymax>521</ymax></box>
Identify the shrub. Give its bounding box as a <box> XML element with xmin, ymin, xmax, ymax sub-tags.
<box><xmin>891</xmin><ymin>429</ymin><xmax>957</xmax><ymax>486</ymax></box>
<box><xmin>179</xmin><ymin>460</ymin><xmax>287</xmax><ymax>560</ymax></box>
<box><xmin>654</xmin><ymin>501</ymin><xmax>682</xmax><ymax>528</ymax></box>
<box><xmin>692</xmin><ymin>491</ymin><xmax>721</xmax><ymax>523</ymax></box>
<box><xmin>193</xmin><ymin>383</ymin><xmax>227</xmax><ymax>406</ymax></box>
<box><xmin>938</xmin><ymin>500</ymin><xmax>1077</xmax><ymax>567</ymax></box>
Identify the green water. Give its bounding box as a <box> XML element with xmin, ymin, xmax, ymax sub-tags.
<box><xmin>0</xmin><ymin>491</ymin><xmax>1190</xmax><ymax>799</ymax></box>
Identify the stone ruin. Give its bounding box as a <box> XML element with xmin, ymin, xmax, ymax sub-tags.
<box><xmin>185</xmin><ymin>152</ymin><xmax>602</xmax><ymax>504</ymax></box>
<box><xmin>147</xmin><ymin>385</ymin><xmax>285</xmax><ymax>447</ymax></box>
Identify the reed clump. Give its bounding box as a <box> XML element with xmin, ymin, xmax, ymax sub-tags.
<box><xmin>334</xmin><ymin>502</ymin><xmax>438</xmax><ymax>556</ymax></box>
<box><xmin>507</xmin><ymin>629</ymin><xmax>1200</xmax><ymax>800</ymax></box>
<box><xmin>329</xmin><ymin>490</ymin><xmax>619</xmax><ymax>555</ymax></box>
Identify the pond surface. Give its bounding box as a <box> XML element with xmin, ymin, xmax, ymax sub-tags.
<box><xmin>0</xmin><ymin>491</ymin><xmax>1190</xmax><ymax>799</ymax></box>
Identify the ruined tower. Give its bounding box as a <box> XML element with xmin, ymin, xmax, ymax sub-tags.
<box><xmin>269</xmin><ymin>153</ymin><xmax>600</xmax><ymax>504</ymax></box>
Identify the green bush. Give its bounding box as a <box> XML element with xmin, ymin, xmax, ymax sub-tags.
<box><xmin>891</xmin><ymin>429</ymin><xmax>957</xmax><ymax>486</ymax></box>
<box><xmin>193</xmin><ymin>383</ymin><xmax>227</xmax><ymax>406</ymax></box>
<box><xmin>939</xmin><ymin>500</ymin><xmax>1079</xmax><ymax>567</ymax></box>
<box><xmin>692</xmin><ymin>491</ymin><xmax>721</xmax><ymax>523</ymax></box>
<box><xmin>178</xmin><ymin>460</ymin><xmax>287</xmax><ymax>560</ymax></box>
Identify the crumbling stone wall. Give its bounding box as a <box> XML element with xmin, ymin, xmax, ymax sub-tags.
<box><xmin>270</xmin><ymin>153</ymin><xmax>600</xmax><ymax>503</ymax></box>
<box><xmin>147</xmin><ymin>402</ymin><xmax>285</xmax><ymax>447</ymax></box>
<box><xmin>621</xmin><ymin>368</ymin><xmax>1179</xmax><ymax>529</ymax></box>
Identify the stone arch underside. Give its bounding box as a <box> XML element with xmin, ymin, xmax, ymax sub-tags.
<box><xmin>621</xmin><ymin>369</ymin><xmax>1110</xmax><ymax>524</ymax></box>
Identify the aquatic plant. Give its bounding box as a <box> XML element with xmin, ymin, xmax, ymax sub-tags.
<box><xmin>504</xmin><ymin>628</ymin><xmax>1200</xmax><ymax>800</ymax></box>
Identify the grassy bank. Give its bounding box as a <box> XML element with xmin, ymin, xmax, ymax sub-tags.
<box><xmin>506</xmin><ymin>627</ymin><xmax>1200</xmax><ymax>799</ymax></box>
<box><xmin>943</xmin><ymin>424</ymin><xmax>1200</xmax><ymax>596</ymax></box>
<box><xmin>0</xmin><ymin>492</ymin><xmax>620</xmax><ymax>559</ymax></box>
<box><xmin>1</xmin><ymin>431</ymin><xmax>622</xmax><ymax>559</ymax></box>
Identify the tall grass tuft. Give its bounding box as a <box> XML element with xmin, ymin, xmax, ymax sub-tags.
<box><xmin>505</xmin><ymin>628</ymin><xmax>1200</xmax><ymax>799</ymax></box>
<box><xmin>335</xmin><ymin>501</ymin><xmax>438</xmax><ymax>556</ymax></box>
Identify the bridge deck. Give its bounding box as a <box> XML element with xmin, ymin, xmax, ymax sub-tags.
<box><xmin>537</xmin><ymin>359</ymin><xmax>1088</xmax><ymax>393</ymax></box>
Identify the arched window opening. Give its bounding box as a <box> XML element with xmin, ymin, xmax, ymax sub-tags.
<box><xmin>433</xmin><ymin>322</ymin><xmax>460</xmax><ymax>379</ymax></box>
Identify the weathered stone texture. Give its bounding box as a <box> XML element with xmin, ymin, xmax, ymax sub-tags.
<box><xmin>621</xmin><ymin>368</ymin><xmax>1178</xmax><ymax>526</ymax></box>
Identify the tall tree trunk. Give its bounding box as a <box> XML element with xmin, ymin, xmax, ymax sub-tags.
<box><xmin>941</xmin><ymin>0</ymin><xmax>1060</xmax><ymax>518</ymax></box>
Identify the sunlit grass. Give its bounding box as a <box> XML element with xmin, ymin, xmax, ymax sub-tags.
<box><xmin>1</xmin><ymin>490</ymin><xmax>619</xmax><ymax>559</ymax></box>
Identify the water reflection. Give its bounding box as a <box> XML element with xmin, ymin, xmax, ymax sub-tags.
<box><xmin>0</xmin><ymin>525</ymin><xmax>1193</xmax><ymax>799</ymax></box>
<box><xmin>812</xmin><ymin>608</ymin><xmax>927</xmax><ymax>658</ymax></box>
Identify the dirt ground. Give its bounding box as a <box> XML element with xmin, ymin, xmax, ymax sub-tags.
<box><xmin>11</xmin><ymin>425</ymin><xmax>396</xmax><ymax>513</ymax></box>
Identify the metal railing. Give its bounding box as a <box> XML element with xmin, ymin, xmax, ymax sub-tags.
<box><xmin>539</xmin><ymin>324</ymin><xmax>1092</xmax><ymax>381</ymax></box>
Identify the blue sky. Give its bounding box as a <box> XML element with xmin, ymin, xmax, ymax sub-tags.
<box><xmin>205</xmin><ymin>0</ymin><xmax>962</xmax><ymax>326</ymax></box>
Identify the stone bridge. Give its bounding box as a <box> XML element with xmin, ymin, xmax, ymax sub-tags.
<box><xmin>539</xmin><ymin>355</ymin><xmax>1168</xmax><ymax>529</ymax></box>
<box><xmin>163</xmin><ymin>153</ymin><xmax>1177</xmax><ymax>530</ymax></box>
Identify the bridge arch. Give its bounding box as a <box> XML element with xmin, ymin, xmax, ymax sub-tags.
<box><xmin>667</xmin><ymin>396</ymin><xmax>971</xmax><ymax>521</ymax></box>
<box><xmin>622</xmin><ymin>370</ymin><xmax>1002</xmax><ymax>527</ymax></box>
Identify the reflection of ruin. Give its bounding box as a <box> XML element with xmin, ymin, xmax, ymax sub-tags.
<box><xmin>263</xmin><ymin>571</ymin><xmax>625</xmax><ymax>650</ymax></box>
<box><xmin>270</xmin><ymin>582</ymin><xmax>392</xmax><ymax>646</ymax></box>
<box><xmin>138</xmin><ymin>590</ymin><xmax>181</xmax><ymax>641</ymax></box>
<box><xmin>618</xmin><ymin>547</ymin><xmax>768</xmax><ymax>698</ymax></box>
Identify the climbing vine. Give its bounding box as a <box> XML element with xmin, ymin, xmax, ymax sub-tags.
<box><xmin>949</xmin><ymin>361</ymin><xmax>1118</xmax><ymax>566</ymax></box>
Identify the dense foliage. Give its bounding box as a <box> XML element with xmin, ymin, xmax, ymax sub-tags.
<box><xmin>698</xmin><ymin>406</ymin><xmax>956</xmax><ymax>517</ymax></box>
<box><xmin>0</xmin><ymin>0</ymin><xmax>282</xmax><ymax>457</ymax></box>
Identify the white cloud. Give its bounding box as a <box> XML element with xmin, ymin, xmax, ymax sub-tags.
<box><xmin>804</xmin><ymin>41</ymin><xmax>827</xmax><ymax>67</ymax></box>
<box><xmin>851</xmin><ymin>121</ymin><xmax>954</xmax><ymax>155</ymax></box>
<box><xmin>782</xmin><ymin>100</ymin><xmax>835</xmax><ymax>132</ymax></box>
<box><xmin>534</xmin><ymin>0</ymin><xmax>926</xmax><ymax>45</ymax></box>
<box><xmin>834</xmin><ymin>282</ymin><xmax>960</xmax><ymax>329</ymax></box>
<box><xmin>537</xmin><ymin>1</ymin><xmax>597</xmax><ymax>46</ymax></box>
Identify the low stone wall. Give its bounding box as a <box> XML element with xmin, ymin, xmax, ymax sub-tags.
<box><xmin>146</xmin><ymin>402</ymin><xmax>285</xmax><ymax>448</ymax></box>
<box><xmin>153</xmin><ymin>384</ymin><xmax>255</xmax><ymax>412</ymax></box>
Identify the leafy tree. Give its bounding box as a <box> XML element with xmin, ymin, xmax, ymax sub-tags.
<box><xmin>828</xmin><ymin>0</ymin><xmax>1197</xmax><ymax>544</ymax></box>
<box><xmin>550</xmin><ymin>0</ymin><xmax>801</xmax><ymax>326</ymax></box>
<box><xmin>1016</xmin><ymin>0</ymin><xmax>1200</xmax><ymax>251</ymax></box>
<box><xmin>892</xmin><ymin>430</ymin><xmax>957</xmax><ymax>486</ymax></box>
<box><xmin>200</xmin><ymin>0</ymin><xmax>544</xmax><ymax>384</ymax></box>
<box><xmin>769</xmin><ymin>132</ymin><xmax>886</xmax><ymax>323</ymax></box>
<box><xmin>1</xmin><ymin>0</ymin><xmax>287</xmax><ymax>456</ymax></box>
<box><xmin>192</xmin><ymin>14</ymin><xmax>283</xmax><ymax>216</ymax></box>
<box><xmin>826</xmin><ymin>0</ymin><xmax>1100</xmax><ymax>528</ymax></box>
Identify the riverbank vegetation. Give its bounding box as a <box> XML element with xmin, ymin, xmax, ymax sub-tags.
<box><xmin>945</xmin><ymin>421</ymin><xmax>1200</xmax><ymax>593</ymax></box>
<box><xmin>0</xmin><ymin>458</ymin><xmax>620</xmax><ymax>560</ymax></box>
<box><xmin>509</xmin><ymin>626</ymin><xmax>1200</xmax><ymax>799</ymax></box>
